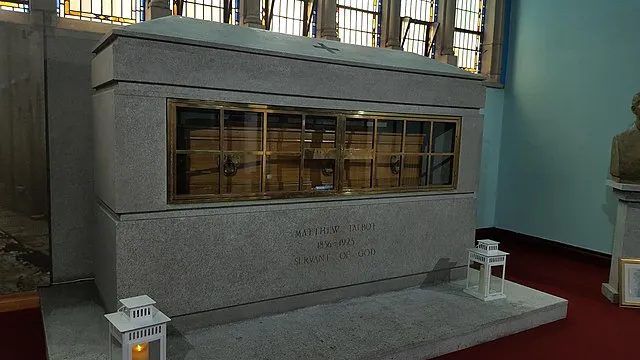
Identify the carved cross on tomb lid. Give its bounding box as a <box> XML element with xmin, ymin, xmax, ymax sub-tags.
<box><xmin>314</xmin><ymin>42</ymin><xmax>340</xmax><ymax>54</ymax></box>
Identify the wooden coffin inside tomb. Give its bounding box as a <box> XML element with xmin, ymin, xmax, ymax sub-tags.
<box><xmin>172</xmin><ymin>106</ymin><xmax>459</xmax><ymax>198</ymax></box>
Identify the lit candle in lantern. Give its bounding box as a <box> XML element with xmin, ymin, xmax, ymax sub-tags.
<box><xmin>132</xmin><ymin>343</ymin><xmax>149</xmax><ymax>360</ymax></box>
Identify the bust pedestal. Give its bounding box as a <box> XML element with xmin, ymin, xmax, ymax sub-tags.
<box><xmin>602</xmin><ymin>180</ymin><xmax>640</xmax><ymax>303</ymax></box>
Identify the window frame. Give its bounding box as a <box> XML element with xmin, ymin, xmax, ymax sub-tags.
<box><xmin>262</xmin><ymin>0</ymin><xmax>317</xmax><ymax>37</ymax></box>
<box><xmin>1</xmin><ymin>0</ymin><xmax>28</xmax><ymax>12</ymax></box>
<box><xmin>58</xmin><ymin>0</ymin><xmax>144</xmax><ymax>24</ymax></box>
<box><xmin>167</xmin><ymin>99</ymin><xmax>462</xmax><ymax>204</ymax></box>
<box><xmin>173</xmin><ymin>0</ymin><xmax>239</xmax><ymax>24</ymax></box>
<box><xmin>453</xmin><ymin>0</ymin><xmax>486</xmax><ymax>73</ymax></box>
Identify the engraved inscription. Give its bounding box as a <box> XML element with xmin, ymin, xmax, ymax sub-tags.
<box><xmin>295</xmin><ymin>225</ymin><xmax>340</xmax><ymax>238</ymax></box>
<box><xmin>293</xmin><ymin>222</ymin><xmax>378</xmax><ymax>266</ymax></box>
<box><xmin>317</xmin><ymin>238</ymin><xmax>355</xmax><ymax>249</ymax></box>
<box><xmin>349</xmin><ymin>223</ymin><xmax>375</xmax><ymax>232</ymax></box>
<box><xmin>294</xmin><ymin>254</ymin><xmax>332</xmax><ymax>265</ymax></box>
<box><xmin>337</xmin><ymin>248</ymin><xmax>376</xmax><ymax>261</ymax></box>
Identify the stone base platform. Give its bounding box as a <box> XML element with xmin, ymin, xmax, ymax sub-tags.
<box><xmin>40</xmin><ymin>274</ymin><xmax>567</xmax><ymax>360</ymax></box>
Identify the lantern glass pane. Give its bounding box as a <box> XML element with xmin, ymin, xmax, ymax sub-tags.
<box><xmin>128</xmin><ymin>337</ymin><xmax>161</xmax><ymax>359</ymax></box>
<box><xmin>131</xmin><ymin>342</ymin><xmax>149</xmax><ymax>359</ymax></box>
<box><xmin>110</xmin><ymin>336</ymin><xmax>123</xmax><ymax>360</ymax></box>
<box><xmin>148</xmin><ymin>338</ymin><xmax>161</xmax><ymax>359</ymax></box>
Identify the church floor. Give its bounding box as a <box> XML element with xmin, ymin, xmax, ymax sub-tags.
<box><xmin>0</xmin><ymin>237</ymin><xmax>637</xmax><ymax>360</ymax></box>
<box><xmin>0</xmin><ymin>206</ymin><xmax>50</xmax><ymax>296</ymax></box>
<box><xmin>436</xmin><ymin>239</ymin><xmax>640</xmax><ymax>360</ymax></box>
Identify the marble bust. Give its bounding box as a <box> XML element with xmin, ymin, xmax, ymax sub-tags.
<box><xmin>610</xmin><ymin>92</ymin><xmax>640</xmax><ymax>184</ymax></box>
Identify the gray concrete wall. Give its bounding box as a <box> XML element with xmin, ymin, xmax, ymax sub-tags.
<box><xmin>1</xmin><ymin>11</ymin><xmax>119</xmax><ymax>283</ymax></box>
<box><xmin>0</xmin><ymin>13</ymin><xmax>52</xmax><ymax>295</ymax></box>
<box><xmin>43</xmin><ymin>19</ymin><xmax>117</xmax><ymax>281</ymax></box>
<box><xmin>0</xmin><ymin>15</ymin><xmax>48</xmax><ymax>218</ymax></box>
<box><xmin>46</xmin><ymin>26</ymin><xmax>104</xmax><ymax>281</ymax></box>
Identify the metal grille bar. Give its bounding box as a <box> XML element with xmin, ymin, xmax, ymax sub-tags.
<box><xmin>262</xmin><ymin>0</ymin><xmax>314</xmax><ymax>37</ymax></box>
<box><xmin>174</xmin><ymin>0</ymin><xmax>239</xmax><ymax>24</ymax></box>
<box><xmin>336</xmin><ymin>0</ymin><xmax>382</xmax><ymax>47</ymax></box>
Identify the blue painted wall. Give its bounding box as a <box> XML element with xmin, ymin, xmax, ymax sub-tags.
<box><xmin>477</xmin><ymin>88</ymin><xmax>504</xmax><ymax>228</ymax></box>
<box><xmin>493</xmin><ymin>0</ymin><xmax>640</xmax><ymax>253</ymax></box>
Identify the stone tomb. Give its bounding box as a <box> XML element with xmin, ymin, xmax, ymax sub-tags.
<box><xmin>91</xmin><ymin>15</ymin><xmax>486</xmax><ymax>319</ymax></box>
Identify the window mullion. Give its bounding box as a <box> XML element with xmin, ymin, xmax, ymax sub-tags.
<box><xmin>261</xmin><ymin>111</ymin><xmax>268</xmax><ymax>193</ymax></box>
<box><xmin>266</xmin><ymin>0</ymin><xmax>275</xmax><ymax>30</ymax></box>
<box><xmin>426</xmin><ymin>120</ymin><xmax>434</xmax><ymax>185</ymax></box>
<box><xmin>452</xmin><ymin>117</ymin><xmax>462</xmax><ymax>187</ymax></box>
<box><xmin>303</xmin><ymin>0</ymin><xmax>309</xmax><ymax>36</ymax></box>
<box><xmin>335</xmin><ymin>115</ymin><xmax>347</xmax><ymax>192</ymax></box>
<box><xmin>219</xmin><ymin>108</ymin><xmax>225</xmax><ymax>195</ymax></box>
<box><xmin>168</xmin><ymin>102</ymin><xmax>177</xmax><ymax>200</ymax></box>
<box><xmin>371</xmin><ymin>118</ymin><xmax>378</xmax><ymax>189</ymax></box>
<box><xmin>398</xmin><ymin>119</ymin><xmax>407</xmax><ymax>187</ymax></box>
<box><xmin>299</xmin><ymin>114</ymin><xmax>306</xmax><ymax>191</ymax></box>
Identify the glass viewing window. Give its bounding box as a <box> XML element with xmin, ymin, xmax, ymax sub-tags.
<box><xmin>168</xmin><ymin>100</ymin><xmax>461</xmax><ymax>203</ymax></box>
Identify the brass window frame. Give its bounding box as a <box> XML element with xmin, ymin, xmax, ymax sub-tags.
<box><xmin>167</xmin><ymin>99</ymin><xmax>462</xmax><ymax>204</ymax></box>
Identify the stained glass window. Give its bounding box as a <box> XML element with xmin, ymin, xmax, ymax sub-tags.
<box><xmin>336</xmin><ymin>0</ymin><xmax>382</xmax><ymax>47</ymax></box>
<box><xmin>57</xmin><ymin>0</ymin><xmax>144</xmax><ymax>24</ymax></box>
<box><xmin>1</xmin><ymin>0</ymin><xmax>28</xmax><ymax>12</ymax></box>
<box><xmin>261</xmin><ymin>0</ymin><xmax>316</xmax><ymax>37</ymax></box>
<box><xmin>453</xmin><ymin>0</ymin><xmax>484</xmax><ymax>73</ymax></box>
<box><xmin>173</xmin><ymin>0</ymin><xmax>239</xmax><ymax>24</ymax></box>
<box><xmin>400</xmin><ymin>0</ymin><xmax>437</xmax><ymax>57</ymax></box>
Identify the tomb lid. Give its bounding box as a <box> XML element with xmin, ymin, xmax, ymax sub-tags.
<box><xmin>94</xmin><ymin>16</ymin><xmax>483</xmax><ymax>81</ymax></box>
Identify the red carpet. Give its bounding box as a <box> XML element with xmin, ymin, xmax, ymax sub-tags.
<box><xmin>0</xmin><ymin>307</ymin><xmax>47</xmax><ymax>360</ymax></box>
<box><xmin>436</xmin><ymin>240</ymin><xmax>640</xmax><ymax>360</ymax></box>
<box><xmin>0</xmin><ymin>239</ymin><xmax>638</xmax><ymax>359</ymax></box>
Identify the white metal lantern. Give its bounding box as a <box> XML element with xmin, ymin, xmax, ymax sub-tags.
<box><xmin>464</xmin><ymin>240</ymin><xmax>509</xmax><ymax>301</ymax></box>
<box><xmin>105</xmin><ymin>295</ymin><xmax>171</xmax><ymax>360</ymax></box>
